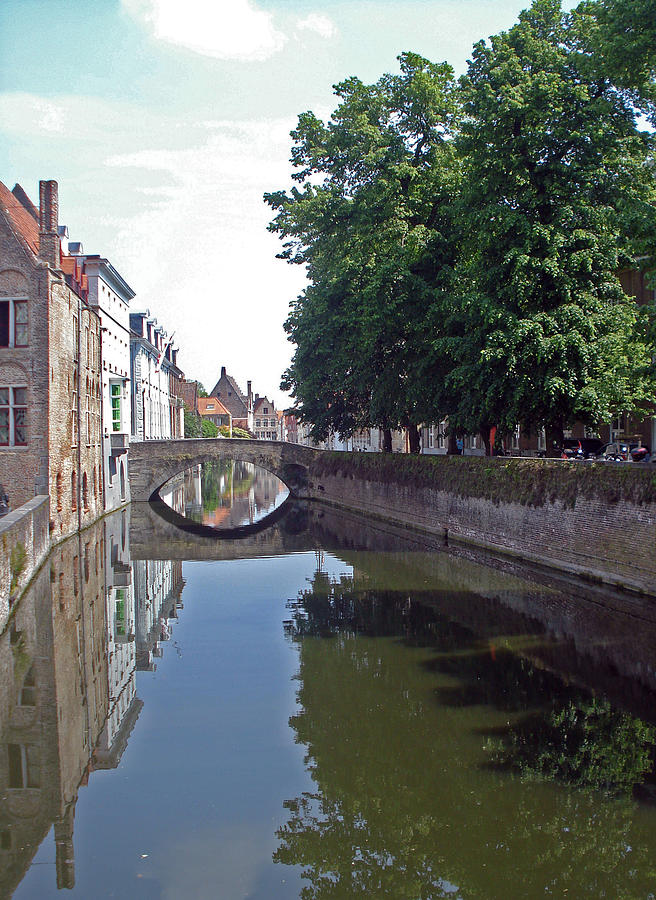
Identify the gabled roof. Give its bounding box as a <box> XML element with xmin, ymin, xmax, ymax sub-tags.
<box><xmin>198</xmin><ymin>397</ymin><xmax>231</xmax><ymax>417</ymax></box>
<box><xmin>254</xmin><ymin>396</ymin><xmax>274</xmax><ymax>413</ymax></box>
<box><xmin>0</xmin><ymin>181</ymin><xmax>40</xmax><ymax>256</ymax></box>
<box><xmin>210</xmin><ymin>372</ymin><xmax>246</xmax><ymax>404</ymax></box>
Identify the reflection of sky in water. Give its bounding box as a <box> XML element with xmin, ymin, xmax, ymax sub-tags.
<box><xmin>160</xmin><ymin>460</ymin><xmax>290</xmax><ymax>529</ymax></box>
<box><xmin>10</xmin><ymin>514</ymin><xmax>656</xmax><ymax>900</ymax></box>
<box><xmin>16</xmin><ymin>553</ymin><xmax>351</xmax><ymax>900</ymax></box>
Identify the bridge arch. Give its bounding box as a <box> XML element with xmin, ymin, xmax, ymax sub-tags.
<box><xmin>128</xmin><ymin>438</ymin><xmax>316</xmax><ymax>502</ymax></box>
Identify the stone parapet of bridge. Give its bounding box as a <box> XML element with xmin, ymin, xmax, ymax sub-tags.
<box><xmin>128</xmin><ymin>438</ymin><xmax>321</xmax><ymax>501</ymax></box>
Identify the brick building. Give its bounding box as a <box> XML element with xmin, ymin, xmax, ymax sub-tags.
<box><xmin>209</xmin><ymin>366</ymin><xmax>253</xmax><ymax>432</ymax></box>
<box><xmin>253</xmin><ymin>395</ymin><xmax>278</xmax><ymax>440</ymax></box>
<box><xmin>0</xmin><ymin>180</ymin><xmax>103</xmax><ymax>536</ymax></box>
<box><xmin>198</xmin><ymin>396</ymin><xmax>231</xmax><ymax>431</ymax></box>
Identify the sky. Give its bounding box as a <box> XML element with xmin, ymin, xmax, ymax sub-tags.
<box><xmin>0</xmin><ymin>0</ymin><xmax>574</xmax><ymax>407</ymax></box>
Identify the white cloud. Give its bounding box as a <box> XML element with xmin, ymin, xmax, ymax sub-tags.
<box><xmin>102</xmin><ymin>116</ymin><xmax>306</xmax><ymax>403</ymax></box>
<box><xmin>0</xmin><ymin>94</ymin><xmax>65</xmax><ymax>134</ymax></box>
<box><xmin>121</xmin><ymin>0</ymin><xmax>286</xmax><ymax>61</ymax></box>
<box><xmin>295</xmin><ymin>13</ymin><xmax>337</xmax><ymax>40</ymax></box>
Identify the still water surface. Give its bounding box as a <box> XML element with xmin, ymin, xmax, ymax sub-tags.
<box><xmin>6</xmin><ymin>462</ymin><xmax>656</xmax><ymax>899</ymax></box>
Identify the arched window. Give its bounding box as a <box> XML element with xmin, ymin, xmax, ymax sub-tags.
<box><xmin>56</xmin><ymin>472</ymin><xmax>62</xmax><ymax>511</ymax></box>
<box><xmin>82</xmin><ymin>472</ymin><xmax>89</xmax><ymax>511</ymax></box>
<box><xmin>71</xmin><ymin>470</ymin><xmax>77</xmax><ymax>511</ymax></box>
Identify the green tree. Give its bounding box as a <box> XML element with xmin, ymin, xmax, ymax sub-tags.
<box><xmin>201</xmin><ymin>418</ymin><xmax>218</xmax><ymax>438</ymax></box>
<box><xmin>266</xmin><ymin>53</ymin><xmax>460</xmax><ymax>450</ymax></box>
<box><xmin>574</xmin><ymin>0</ymin><xmax>656</xmax><ymax>122</ymax></box>
<box><xmin>183</xmin><ymin>403</ymin><xmax>201</xmax><ymax>438</ymax></box>
<box><xmin>438</xmin><ymin>0</ymin><xmax>655</xmax><ymax>451</ymax></box>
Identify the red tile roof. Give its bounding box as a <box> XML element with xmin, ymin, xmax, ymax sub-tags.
<box><xmin>198</xmin><ymin>397</ymin><xmax>231</xmax><ymax>417</ymax></box>
<box><xmin>0</xmin><ymin>181</ymin><xmax>40</xmax><ymax>256</ymax></box>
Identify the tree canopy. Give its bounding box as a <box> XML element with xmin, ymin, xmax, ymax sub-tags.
<box><xmin>267</xmin><ymin>0</ymin><xmax>656</xmax><ymax>453</ymax></box>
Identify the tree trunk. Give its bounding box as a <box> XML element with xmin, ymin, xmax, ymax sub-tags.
<box><xmin>447</xmin><ymin>432</ymin><xmax>459</xmax><ymax>455</ymax></box>
<box><xmin>408</xmin><ymin>425</ymin><xmax>421</xmax><ymax>454</ymax></box>
<box><xmin>546</xmin><ymin>422</ymin><xmax>564</xmax><ymax>458</ymax></box>
<box><xmin>382</xmin><ymin>428</ymin><xmax>393</xmax><ymax>453</ymax></box>
<box><xmin>481</xmin><ymin>428</ymin><xmax>491</xmax><ymax>457</ymax></box>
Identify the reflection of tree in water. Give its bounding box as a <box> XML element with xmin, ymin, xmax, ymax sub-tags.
<box><xmin>276</xmin><ymin>577</ymin><xmax>656</xmax><ymax>899</ymax></box>
<box><xmin>487</xmin><ymin>696</ymin><xmax>655</xmax><ymax>795</ymax></box>
<box><xmin>199</xmin><ymin>460</ymin><xmax>254</xmax><ymax>514</ymax></box>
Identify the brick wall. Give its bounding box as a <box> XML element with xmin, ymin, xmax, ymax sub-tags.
<box><xmin>0</xmin><ymin>495</ymin><xmax>50</xmax><ymax>630</ymax></box>
<box><xmin>0</xmin><ymin>225</ymin><xmax>48</xmax><ymax>510</ymax></box>
<box><xmin>305</xmin><ymin>456</ymin><xmax>656</xmax><ymax>597</ymax></box>
<box><xmin>47</xmin><ymin>280</ymin><xmax>103</xmax><ymax>538</ymax></box>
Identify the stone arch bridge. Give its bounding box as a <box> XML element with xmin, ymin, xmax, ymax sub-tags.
<box><xmin>128</xmin><ymin>438</ymin><xmax>324</xmax><ymax>502</ymax></box>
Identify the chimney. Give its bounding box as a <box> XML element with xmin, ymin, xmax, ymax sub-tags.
<box><xmin>221</xmin><ymin>366</ymin><xmax>226</xmax><ymax>378</ymax></box>
<box><xmin>39</xmin><ymin>180</ymin><xmax>60</xmax><ymax>267</ymax></box>
<box><xmin>247</xmin><ymin>380</ymin><xmax>252</xmax><ymax>398</ymax></box>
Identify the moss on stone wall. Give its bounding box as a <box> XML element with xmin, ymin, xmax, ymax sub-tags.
<box><xmin>313</xmin><ymin>453</ymin><xmax>656</xmax><ymax>508</ymax></box>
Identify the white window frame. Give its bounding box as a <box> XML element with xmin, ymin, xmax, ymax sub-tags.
<box><xmin>0</xmin><ymin>386</ymin><xmax>28</xmax><ymax>446</ymax></box>
<box><xmin>0</xmin><ymin>297</ymin><xmax>28</xmax><ymax>348</ymax></box>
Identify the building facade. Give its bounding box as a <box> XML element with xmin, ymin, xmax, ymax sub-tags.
<box><xmin>0</xmin><ymin>180</ymin><xmax>103</xmax><ymax>537</ymax></box>
<box><xmin>253</xmin><ymin>395</ymin><xmax>278</xmax><ymax>441</ymax></box>
<box><xmin>74</xmin><ymin>253</ymin><xmax>135</xmax><ymax>509</ymax></box>
<box><xmin>130</xmin><ymin>311</ymin><xmax>184</xmax><ymax>442</ymax></box>
<box><xmin>198</xmin><ymin>396</ymin><xmax>231</xmax><ymax>432</ymax></box>
<box><xmin>209</xmin><ymin>366</ymin><xmax>253</xmax><ymax>432</ymax></box>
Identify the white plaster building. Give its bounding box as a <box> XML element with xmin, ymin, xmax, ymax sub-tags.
<box><xmin>71</xmin><ymin>249</ymin><xmax>135</xmax><ymax>508</ymax></box>
<box><xmin>93</xmin><ymin>510</ymin><xmax>142</xmax><ymax>768</ymax></box>
<box><xmin>129</xmin><ymin>310</ymin><xmax>184</xmax><ymax>442</ymax></box>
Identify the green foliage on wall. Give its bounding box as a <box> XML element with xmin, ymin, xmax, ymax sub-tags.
<box><xmin>313</xmin><ymin>451</ymin><xmax>656</xmax><ymax>508</ymax></box>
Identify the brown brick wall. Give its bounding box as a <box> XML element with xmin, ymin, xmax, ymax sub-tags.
<box><xmin>306</xmin><ymin>466</ymin><xmax>656</xmax><ymax>596</ymax></box>
<box><xmin>0</xmin><ymin>219</ymin><xmax>48</xmax><ymax>509</ymax></box>
<box><xmin>47</xmin><ymin>279</ymin><xmax>103</xmax><ymax>538</ymax></box>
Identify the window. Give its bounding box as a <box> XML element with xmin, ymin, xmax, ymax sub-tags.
<box><xmin>115</xmin><ymin>589</ymin><xmax>126</xmax><ymax>638</ymax></box>
<box><xmin>19</xmin><ymin>666</ymin><xmax>36</xmax><ymax>706</ymax></box>
<box><xmin>0</xmin><ymin>387</ymin><xmax>27</xmax><ymax>446</ymax></box>
<box><xmin>111</xmin><ymin>382</ymin><xmax>121</xmax><ymax>432</ymax></box>
<box><xmin>0</xmin><ymin>298</ymin><xmax>28</xmax><ymax>347</ymax></box>
<box><xmin>73</xmin><ymin>315</ymin><xmax>79</xmax><ymax>360</ymax></box>
<box><xmin>8</xmin><ymin>743</ymin><xmax>40</xmax><ymax>788</ymax></box>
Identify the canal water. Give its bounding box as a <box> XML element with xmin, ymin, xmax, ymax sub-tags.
<box><xmin>5</xmin><ymin>462</ymin><xmax>656</xmax><ymax>899</ymax></box>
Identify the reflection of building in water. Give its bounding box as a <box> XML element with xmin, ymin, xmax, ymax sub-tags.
<box><xmin>159</xmin><ymin>470</ymin><xmax>185</xmax><ymax>515</ymax></box>
<box><xmin>0</xmin><ymin>512</ymin><xmax>148</xmax><ymax>895</ymax></box>
<box><xmin>184</xmin><ymin>464</ymin><xmax>203</xmax><ymax>520</ymax></box>
<box><xmin>252</xmin><ymin>467</ymin><xmax>288</xmax><ymax>519</ymax></box>
<box><xmin>133</xmin><ymin>559</ymin><xmax>184</xmax><ymax>671</ymax></box>
<box><xmin>93</xmin><ymin>511</ymin><xmax>143</xmax><ymax>769</ymax></box>
<box><xmin>165</xmin><ymin>460</ymin><xmax>290</xmax><ymax>529</ymax></box>
<box><xmin>0</xmin><ymin>522</ymin><xmax>108</xmax><ymax>893</ymax></box>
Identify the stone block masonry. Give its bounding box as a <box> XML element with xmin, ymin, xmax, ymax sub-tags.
<box><xmin>0</xmin><ymin>495</ymin><xmax>49</xmax><ymax>630</ymax></box>
<box><xmin>128</xmin><ymin>439</ymin><xmax>656</xmax><ymax>598</ymax></box>
<box><xmin>308</xmin><ymin>454</ymin><xmax>656</xmax><ymax>598</ymax></box>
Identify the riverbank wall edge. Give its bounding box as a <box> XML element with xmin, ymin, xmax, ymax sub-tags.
<box><xmin>306</xmin><ymin>454</ymin><xmax>656</xmax><ymax>597</ymax></box>
<box><xmin>0</xmin><ymin>495</ymin><xmax>50</xmax><ymax>629</ymax></box>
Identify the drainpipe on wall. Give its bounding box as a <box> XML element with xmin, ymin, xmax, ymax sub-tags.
<box><xmin>100</xmin><ymin>325</ymin><xmax>107</xmax><ymax>513</ymax></box>
<box><xmin>76</xmin><ymin>295</ymin><xmax>82</xmax><ymax>533</ymax></box>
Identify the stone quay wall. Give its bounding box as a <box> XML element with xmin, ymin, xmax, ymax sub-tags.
<box><xmin>305</xmin><ymin>453</ymin><xmax>656</xmax><ymax>598</ymax></box>
<box><xmin>128</xmin><ymin>440</ymin><xmax>656</xmax><ymax>597</ymax></box>
<box><xmin>0</xmin><ymin>495</ymin><xmax>50</xmax><ymax>630</ymax></box>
